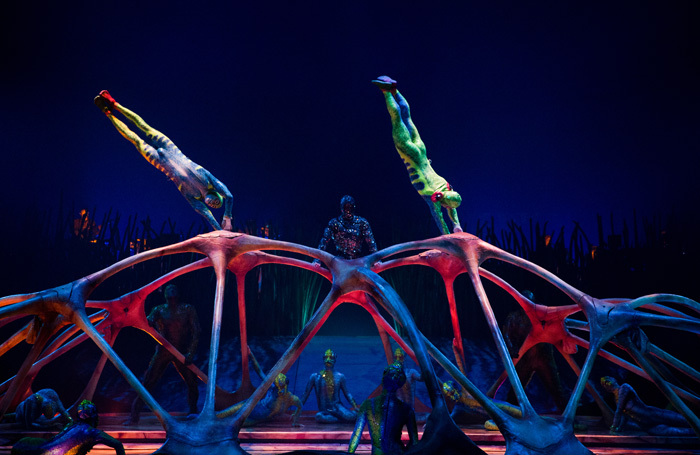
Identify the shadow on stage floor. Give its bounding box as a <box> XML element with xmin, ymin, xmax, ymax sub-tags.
<box><xmin>1</xmin><ymin>413</ymin><xmax>698</xmax><ymax>454</ymax></box>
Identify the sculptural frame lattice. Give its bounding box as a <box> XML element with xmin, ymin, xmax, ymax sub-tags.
<box><xmin>1</xmin><ymin>230</ymin><xmax>699</xmax><ymax>455</ymax></box>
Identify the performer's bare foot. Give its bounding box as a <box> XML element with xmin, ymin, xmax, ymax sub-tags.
<box><xmin>122</xmin><ymin>416</ymin><xmax>139</xmax><ymax>426</ymax></box>
<box><xmin>372</xmin><ymin>75</ymin><xmax>397</xmax><ymax>93</ymax></box>
<box><xmin>98</xmin><ymin>90</ymin><xmax>117</xmax><ymax>105</ymax></box>
<box><xmin>94</xmin><ymin>95</ymin><xmax>112</xmax><ymax>115</ymax></box>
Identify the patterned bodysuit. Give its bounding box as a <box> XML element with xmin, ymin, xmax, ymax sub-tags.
<box><xmin>318</xmin><ymin>214</ymin><xmax>377</xmax><ymax>260</ymax></box>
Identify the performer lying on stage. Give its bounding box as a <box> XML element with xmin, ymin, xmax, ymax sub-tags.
<box><xmin>392</xmin><ymin>348</ymin><xmax>423</xmax><ymax>408</ymax></box>
<box><xmin>600</xmin><ymin>376</ymin><xmax>694</xmax><ymax>436</ymax></box>
<box><xmin>94</xmin><ymin>90</ymin><xmax>233</xmax><ymax>231</ymax></box>
<box><xmin>301</xmin><ymin>349</ymin><xmax>359</xmax><ymax>423</ymax></box>
<box><xmin>8</xmin><ymin>389</ymin><xmax>72</xmax><ymax>430</ymax></box>
<box><xmin>373</xmin><ymin>76</ymin><xmax>463</xmax><ymax>235</ymax></box>
<box><xmin>442</xmin><ymin>380</ymin><xmax>521</xmax><ymax>430</ymax></box>
<box><xmin>220</xmin><ymin>373</ymin><xmax>303</xmax><ymax>427</ymax></box>
<box><xmin>11</xmin><ymin>400</ymin><xmax>124</xmax><ymax>455</ymax></box>
<box><xmin>348</xmin><ymin>363</ymin><xmax>419</xmax><ymax>455</ymax></box>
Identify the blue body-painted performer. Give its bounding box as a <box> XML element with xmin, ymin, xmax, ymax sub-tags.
<box><xmin>392</xmin><ymin>348</ymin><xmax>423</xmax><ymax>409</ymax></box>
<box><xmin>601</xmin><ymin>376</ymin><xmax>694</xmax><ymax>436</ymax></box>
<box><xmin>373</xmin><ymin>76</ymin><xmax>463</xmax><ymax>235</ymax></box>
<box><xmin>316</xmin><ymin>196</ymin><xmax>377</xmax><ymax>261</ymax></box>
<box><xmin>220</xmin><ymin>373</ymin><xmax>303</xmax><ymax>427</ymax></box>
<box><xmin>348</xmin><ymin>363</ymin><xmax>419</xmax><ymax>455</ymax></box>
<box><xmin>125</xmin><ymin>284</ymin><xmax>201</xmax><ymax>425</ymax></box>
<box><xmin>301</xmin><ymin>349</ymin><xmax>360</xmax><ymax>423</ymax></box>
<box><xmin>94</xmin><ymin>90</ymin><xmax>233</xmax><ymax>231</ymax></box>
<box><xmin>11</xmin><ymin>400</ymin><xmax>125</xmax><ymax>455</ymax></box>
<box><xmin>10</xmin><ymin>389</ymin><xmax>72</xmax><ymax>430</ymax></box>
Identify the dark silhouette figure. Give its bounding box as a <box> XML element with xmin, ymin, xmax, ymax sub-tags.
<box><xmin>125</xmin><ymin>284</ymin><xmax>201</xmax><ymax>425</ymax></box>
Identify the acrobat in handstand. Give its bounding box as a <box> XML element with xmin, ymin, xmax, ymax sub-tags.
<box><xmin>94</xmin><ymin>90</ymin><xmax>233</xmax><ymax>231</ymax></box>
<box><xmin>373</xmin><ymin>76</ymin><xmax>463</xmax><ymax>235</ymax></box>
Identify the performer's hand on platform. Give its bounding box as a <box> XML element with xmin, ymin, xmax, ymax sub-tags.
<box><xmin>222</xmin><ymin>216</ymin><xmax>233</xmax><ymax>231</ymax></box>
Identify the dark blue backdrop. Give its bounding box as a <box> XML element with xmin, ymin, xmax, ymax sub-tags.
<box><xmin>2</xmin><ymin>2</ymin><xmax>698</xmax><ymax>243</ymax></box>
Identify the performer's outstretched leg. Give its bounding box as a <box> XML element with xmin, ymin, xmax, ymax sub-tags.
<box><xmin>394</xmin><ymin>91</ymin><xmax>424</xmax><ymax>148</ymax></box>
<box><xmin>96</xmin><ymin>91</ymin><xmax>172</xmax><ymax>150</ymax></box>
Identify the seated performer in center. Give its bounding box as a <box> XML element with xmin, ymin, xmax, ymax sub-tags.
<box><xmin>348</xmin><ymin>363</ymin><xmax>419</xmax><ymax>455</ymax></box>
<box><xmin>94</xmin><ymin>90</ymin><xmax>233</xmax><ymax>231</ymax></box>
<box><xmin>373</xmin><ymin>76</ymin><xmax>462</xmax><ymax>235</ymax></box>
<box><xmin>301</xmin><ymin>349</ymin><xmax>360</xmax><ymax>423</ymax></box>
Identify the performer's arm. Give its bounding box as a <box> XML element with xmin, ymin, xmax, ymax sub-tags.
<box><xmin>339</xmin><ymin>375</ymin><xmax>359</xmax><ymax>410</ymax></box>
<box><xmin>348</xmin><ymin>405</ymin><xmax>367</xmax><ymax>453</ymax></box>
<box><xmin>208</xmin><ymin>174</ymin><xmax>234</xmax><ymax>230</ymax></box>
<box><xmin>361</xmin><ymin>220</ymin><xmax>377</xmax><ymax>254</ymax></box>
<box><xmin>186</xmin><ymin>196</ymin><xmax>223</xmax><ymax>231</ymax></box>
<box><xmin>185</xmin><ymin>306</ymin><xmax>201</xmax><ymax>364</ymax></box>
<box><xmin>301</xmin><ymin>375</ymin><xmax>316</xmax><ymax>405</ymax></box>
<box><xmin>95</xmin><ymin>430</ymin><xmax>126</xmax><ymax>455</ymax></box>
<box><xmin>289</xmin><ymin>395</ymin><xmax>303</xmax><ymax>427</ymax></box>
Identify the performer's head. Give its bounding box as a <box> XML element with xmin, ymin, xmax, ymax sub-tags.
<box><xmin>205</xmin><ymin>191</ymin><xmax>223</xmax><ymax>209</ymax></box>
<box><xmin>382</xmin><ymin>363</ymin><xmax>407</xmax><ymax>393</ymax></box>
<box><xmin>442</xmin><ymin>380</ymin><xmax>461</xmax><ymax>401</ymax></box>
<box><xmin>340</xmin><ymin>195</ymin><xmax>356</xmax><ymax>219</ymax></box>
<box><xmin>393</xmin><ymin>348</ymin><xmax>406</xmax><ymax>365</ymax></box>
<box><xmin>323</xmin><ymin>349</ymin><xmax>337</xmax><ymax>368</ymax></box>
<box><xmin>431</xmin><ymin>190</ymin><xmax>461</xmax><ymax>209</ymax></box>
<box><xmin>164</xmin><ymin>284</ymin><xmax>180</xmax><ymax>304</ymax></box>
<box><xmin>274</xmin><ymin>373</ymin><xmax>289</xmax><ymax>396</ymax></box>
<box><xmin>78</xmin><ymin>399</ymin><xmax>99</xmax><ymax>428</ymax></box>
<box><xmin>600</xmin><ymin>376</ymin><xmax>619</xmax><ymax>393</ymax></box>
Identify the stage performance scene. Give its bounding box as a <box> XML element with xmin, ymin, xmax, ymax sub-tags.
<box><xmin>1</xmin><ymin>3</ymin><xmax>698</xmax><ymax>455</ymax></box>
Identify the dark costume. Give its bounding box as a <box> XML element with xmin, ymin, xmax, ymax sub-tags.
<box><xmin>127</xmin><ymin>285</ymin><xmax>201</xmax><ymax>424</ymax></box>
<box><xmin>318</xmin><ymin>196</ymin><xmax>377</xmax><ymax>260</ymax></box>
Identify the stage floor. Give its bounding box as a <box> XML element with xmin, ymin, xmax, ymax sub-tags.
<box><xmin>1</xmin><ymin>413</ymin><xmax>698</xmax><ymax>454</ymax></box>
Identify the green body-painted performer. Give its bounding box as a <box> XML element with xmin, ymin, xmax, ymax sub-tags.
<box><xmin>348</xmin><ymin>363</ymin><xmax>419</xmax><ymax>455</ymax></box>
<box><xmin>11</xmin><ymin>400</ymin><xmax>124</xmax><ymax>455</ymax></box>
<box><xmin>94</xmin><ymin>90</ymin><xmax>233</xmax><ymax>231</ymax></box>
<box><xmin>373</xmin><ymin>76</ymin><xmax>463</xmax><ymax>235</ymax></box>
